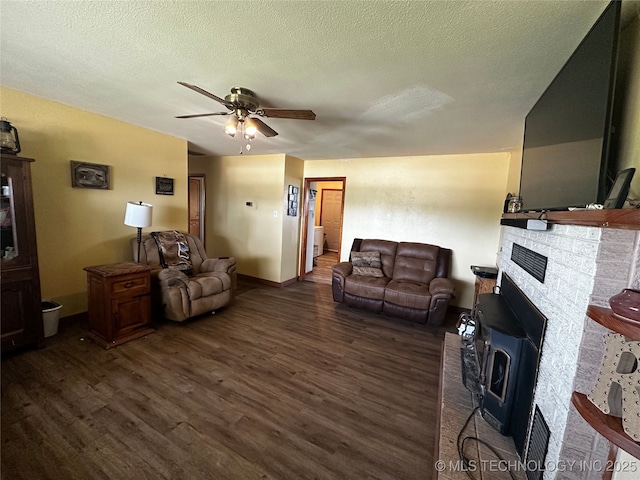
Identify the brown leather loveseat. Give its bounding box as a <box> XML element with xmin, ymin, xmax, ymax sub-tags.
<box><xmin>332</xmin><ymin>238</ymin><xmax>454</xmax><ymax>326</ymax></box>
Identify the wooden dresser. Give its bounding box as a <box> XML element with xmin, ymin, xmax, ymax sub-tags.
<box><xmin>84</xmin><ymin>262</ymin><xmax>154</xmax><ymax>349</ymax></box>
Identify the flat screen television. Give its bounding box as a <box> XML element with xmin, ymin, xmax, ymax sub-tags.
<box><xmin>519</xmin><ymin>1</ymin><xmax>621</xmax><ymax>212</ymax></box>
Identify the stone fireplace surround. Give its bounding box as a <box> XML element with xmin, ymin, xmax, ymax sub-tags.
<box><xmin>497</xmin><ymin>223</ymin><xmax>640</xmax><ymax>480</ymax></box>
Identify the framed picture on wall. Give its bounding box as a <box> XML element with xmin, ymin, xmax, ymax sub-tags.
<box><xmin>70</xmin><ymin>161</ymin><xmax>110</xmax><ymax>189</ymax></box>
<box><xmin>156</xmin><ymin>176</ymin><xmax>174</xmax><ymax>195</ymax></box>
<box><xmin>287</xmin><ymin>184</ymin><xmax>299</xmax><ymax>216</ymax></box>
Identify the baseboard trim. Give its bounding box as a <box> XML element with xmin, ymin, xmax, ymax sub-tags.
<box><xmin>59</xmin><ymin>311</ymin><xmax>88</xmax><ymax>329</ymax></box>
<box><xmin>237</xmin><ymin>274</ymin><xmax>299</xmax><ymax>288</ymax></box>
<box><xmin>281</xmin><ymin>277</ymin><xmax>298</xmax><ymax>287</ymax></box>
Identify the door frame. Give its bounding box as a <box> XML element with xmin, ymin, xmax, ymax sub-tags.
<box><xmin>188</xmin><ymin>174</ymin><xmax>206</xmax><ymax>242</ymax></box>
<box><xmin>299</xmin><ymin>176</ymin><xmax>346</xmax><ymax>281</ymax></box>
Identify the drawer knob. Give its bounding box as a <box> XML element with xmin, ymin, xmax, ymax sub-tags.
<box><xmin>125</xmin><ymin>282</ymin><xmax>134</xmax><ymax>288</ymax></box>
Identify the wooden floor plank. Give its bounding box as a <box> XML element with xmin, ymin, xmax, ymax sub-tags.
<box><xmin>2</xmin><ymin>280</ymin><xmax>454</xmax><ymax>480</ymax></box>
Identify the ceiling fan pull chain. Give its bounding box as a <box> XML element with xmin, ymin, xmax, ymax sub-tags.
<box><xmin>239</xmin><ymin>121</ymin><xmax>245</xmax><ymax>154</ymax></box>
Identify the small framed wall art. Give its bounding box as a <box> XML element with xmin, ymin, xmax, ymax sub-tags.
<box><xmin>156</xmin><ymin>176</ymin><xmax>174</xmax><ymax>195</ymax></box>
<box><xmin>287</xmin><ymin>185</ymin><xmax>299</xmax><ymax>216</ymax></box>
<box><xmin>70</xmin><ymin>161</ymin><xmax>110</xmax><ymax>189</ymax></box>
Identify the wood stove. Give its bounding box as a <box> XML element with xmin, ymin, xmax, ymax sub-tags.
<box><xmin>467</xmin><ymin>273</ymin><xmax>547</xmax><ymax>457</ymax></box>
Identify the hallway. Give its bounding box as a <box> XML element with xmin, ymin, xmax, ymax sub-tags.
<box><xmin>303</xmin><ymin>251</ymin><xmax>338</xmax><ymax>285</ymax></box>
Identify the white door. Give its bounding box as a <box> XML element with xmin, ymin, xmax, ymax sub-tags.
<box><xmin>320</xmin><ymin>189</ymin><xmax>343</xmax><ymax>252</ymax></box>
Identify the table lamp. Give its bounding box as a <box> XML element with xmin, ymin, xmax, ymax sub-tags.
<box><xmin>124</xmin><ymin>201</ymin><xmax>153</xmax><ymax>262</ymax></box>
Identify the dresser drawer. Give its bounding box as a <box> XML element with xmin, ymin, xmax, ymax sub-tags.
<box><xmin>110</xmin><ymin>273</ymin><xmax>150</xmax><ymax>297</ymax></box>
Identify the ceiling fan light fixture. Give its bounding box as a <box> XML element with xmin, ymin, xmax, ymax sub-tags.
<box><xmin>224</xmin><ymin>116</ymin><xmax>239</xmax><ymax>136</ymax></box>
<box><xmin>244</xmin><ymin>118</ymin><xmax>258</xmax><ymax>137</ymax></box>
<box><xmin>177</xmin><ymin>83</ymin><xmax>316</xmax><ymax>149</ymax></box>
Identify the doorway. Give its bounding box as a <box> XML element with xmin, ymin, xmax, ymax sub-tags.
<box><xmin>300</xmin><ymin>177</ymin><xmax>346</xmax><ymax>282</ymax></box>
<box><xmin>188</xmin><ymin>175</ymin><xmax>205</xmax><ymax>241</ymax></box>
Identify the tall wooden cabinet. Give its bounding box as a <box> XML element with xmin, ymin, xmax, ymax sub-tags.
<box><xmin>1</xmin><ymin>153</ymin><xmax>44</xmax><ymax>353</ymax></box>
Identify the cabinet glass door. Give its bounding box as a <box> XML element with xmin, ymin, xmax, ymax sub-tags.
<box><xmin>1</xmin><ymin>172</ymin><xmax>17</xmax><ymax>259</ymax></box>
<box><xmin>1</xmin><ymin>160</ymin><xmax>32</xmax><ymax>267</ymax></box>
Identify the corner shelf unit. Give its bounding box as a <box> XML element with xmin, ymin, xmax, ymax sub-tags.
<box><xmin>571</xmin><ymin>305</ymin><xmax>640</xmax><ymax>459</ymax></box>
<box><xmin>586</xmin><ymin>305</ymin><xmax>640</xmax><ymax>342</ymax></box>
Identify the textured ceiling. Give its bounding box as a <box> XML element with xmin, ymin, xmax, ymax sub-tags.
<box><xmin>0</xmin><ymin>0</ymin><xmax>634</xmax><ymax>159</ymax></box>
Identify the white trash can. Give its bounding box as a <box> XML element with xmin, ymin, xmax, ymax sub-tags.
<box><xmin>42</xmin><ymin>301</ymin><xmax>62</xmax><ymax>338</ymax></box>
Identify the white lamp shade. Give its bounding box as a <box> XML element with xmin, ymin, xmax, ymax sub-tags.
<box><xmin>124</xmin><ymin>201</ymin><xmax>153</xmax><ymax>228</ymax></box>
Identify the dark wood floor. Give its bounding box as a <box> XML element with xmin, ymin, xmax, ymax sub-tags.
<box><xmin>2</xmin><ymin>280</ymin><xmax>453</xmax><ymax>480</ymax></box>
<box><xmin>304</xmin><ymin>252</ymin><xmax>338</xmax><ymax>285</ymax></box>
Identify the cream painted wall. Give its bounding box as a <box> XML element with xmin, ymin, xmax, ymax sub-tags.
<box><xmin>304</xmin><ymin>153</ymin><xmax>511</xmax><ymax>308</ymax></box>
<box><xmin>282</xmin><ymin>155</ymin><xmax>304</xmax><ymax>282</ymax></box>
<box><xmin>189</xmin><ymin>153</ymin><xmax>305</xmax><ymax>284</ymax></box>
<box><xmin>1</xmin><ymin>87</ymin><xmax>187</xmax><ymax>316</ymax></box>
<box><xmin>189</xmin><ymin>154</ymin><xmax>287</xmax><ymax>283</ymax></box>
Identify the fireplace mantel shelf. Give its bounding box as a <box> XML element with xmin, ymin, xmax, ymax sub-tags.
<box><xmin>571</xmin><ymin>304</ymin><xmax>640</xmax><ymax>459</ymax></box>
<box><xmin>502</xmin><ymin>208</ymin><xmax>640</xmax><ymax>230</ymax></box>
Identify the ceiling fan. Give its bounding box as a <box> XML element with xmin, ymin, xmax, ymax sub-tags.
<box><xmin>175</xmin><ymin>82</ymin><xmax>316</xmax><ymax>141</ymax></box>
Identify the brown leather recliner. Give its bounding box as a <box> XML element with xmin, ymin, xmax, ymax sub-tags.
<box><xmin>332</xmin><ymin>238</ymin><xmax>454</xmax><ymax>326</ymax></box>
<box><xmin>132</xmin><ymin>231</ymin><xmax>237</xmax><ymax>322</ymax></box>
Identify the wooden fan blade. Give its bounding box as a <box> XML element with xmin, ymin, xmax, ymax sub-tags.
<box><xmin>175</xmin><ymin>112</ymin><xmax>229</xmax><ymax>119</ymax></box>
<box><xmin>177</xmin><ymin>82</ymin><xmax>233</xmax><ymax>108</ymax></box>
<box><xmin>259</xmin><ymin>108</ymin><xmax>316</xmax><ymax>120</ymax></box>
<box><xmin>252</xmin><ymin>117</ymin><xmax>278</xmax><ymax>137</ymax></box>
